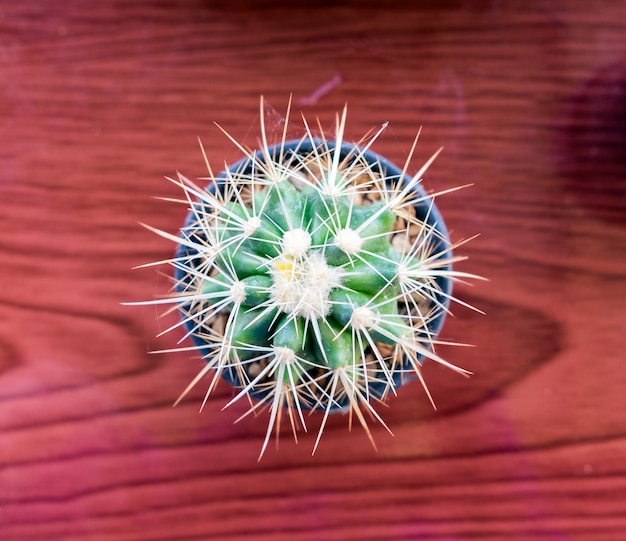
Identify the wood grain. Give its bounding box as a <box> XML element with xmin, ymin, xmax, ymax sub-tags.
<box><xmin>1</xmin><ymin>1</ymin><xmax>626</xmax><ymax>539</ymax></box>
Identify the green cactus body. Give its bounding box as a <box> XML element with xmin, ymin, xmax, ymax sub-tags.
<box><xmin>211</xmin><ymin>178</ymin><xmax>397</xmax><ymax>357</ymax></box>
<box><xmin>134</xmin><ymin>100</ymin><xmax>481</xmax><ymax>458</ymax></box>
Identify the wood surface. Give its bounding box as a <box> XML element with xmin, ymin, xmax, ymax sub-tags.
<box><xmin>1</xmin><ymin>1</ymin><xmax>626</xmax><ymax>540</ymax></box>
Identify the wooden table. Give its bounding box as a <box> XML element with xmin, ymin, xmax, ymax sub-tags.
<box><xmin>2</xmin><ymin>1</ymin><xmax>626</xmax><ymax>539</ymax></box>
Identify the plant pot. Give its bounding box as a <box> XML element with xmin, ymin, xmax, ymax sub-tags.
<box><xmin>174</xmin><ymin>138</ymin><xmax>454</xmax><ymax>412</ymax></box>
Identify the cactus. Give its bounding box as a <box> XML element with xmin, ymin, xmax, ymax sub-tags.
<box><xmin>132</xmin><ymin>98</ymin><xmax>481</xmax><ymax>458</ymax></box>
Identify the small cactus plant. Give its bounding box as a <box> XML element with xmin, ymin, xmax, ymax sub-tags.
<box><xmin>133</xmin><ymin>98</ymin><xmax>480</xmax><ymax>458</ymax></box>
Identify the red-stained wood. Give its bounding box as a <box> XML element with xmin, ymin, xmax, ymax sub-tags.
<box><xmin>1</xmin><ymin>1</ymin><xmax>626</xmax><ymax>540</ymax></box>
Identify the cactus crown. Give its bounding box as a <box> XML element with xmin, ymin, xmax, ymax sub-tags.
<box><xmin>135</xmin><ymin>99</ymin><xmax>480</xmax><ymax>458</ymax></box>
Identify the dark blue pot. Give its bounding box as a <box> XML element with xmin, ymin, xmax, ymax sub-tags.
<box><xmin>174</xmin><ymin>139</ymin><xmax>452</xmax><ymax>410</ymax></box>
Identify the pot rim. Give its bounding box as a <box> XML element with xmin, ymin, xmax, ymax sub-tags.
<box><xmin>174</xmin><ymin>138</ymin><xmax>453</xmax><ymax>407</ymax></box>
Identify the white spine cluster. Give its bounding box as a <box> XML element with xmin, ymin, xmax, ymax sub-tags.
<box><xmin>270</xmin><ymin>251</ymin><xmax>343</xmax><ymax>319</ymax></box>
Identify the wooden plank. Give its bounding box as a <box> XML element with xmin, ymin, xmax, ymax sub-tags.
<box><xmin>1</xmin><ymin>1</ymin><xmax>626</xmax><ymax>539</ymax></box>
